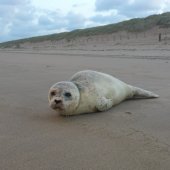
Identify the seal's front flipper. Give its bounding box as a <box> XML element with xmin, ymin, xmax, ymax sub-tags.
<box><xmin>129</xmin><ymin>85</ymin><xmax>159</xmax><ymax>99</ymax></box>
<box><xmin>96</xmin><ymin>97</ymin><xmax>113</xmax><ymax>112</ymax></box>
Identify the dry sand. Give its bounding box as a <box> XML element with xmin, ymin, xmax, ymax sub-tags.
<box><xmin>0</xmin><ymin>43</ymin><xmax>170</xmax><ymax>170</ymax></box>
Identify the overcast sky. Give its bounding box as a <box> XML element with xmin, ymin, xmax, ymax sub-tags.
<box><xmin>0</xmin><ymin>0</ymin><xmax>170</xmax><ymax>42</ymax></box>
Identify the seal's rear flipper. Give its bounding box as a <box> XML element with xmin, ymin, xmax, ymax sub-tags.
<box><xmin>129</xmin><ymin>85</ymin><xmax>159</xmax><ymax>99</ymax></box>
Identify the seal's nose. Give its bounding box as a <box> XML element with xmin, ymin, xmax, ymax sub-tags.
<box><xmin>54</xmin><ymin>99</ymin><xmax>62</xmax><ymax>104</ymax></box>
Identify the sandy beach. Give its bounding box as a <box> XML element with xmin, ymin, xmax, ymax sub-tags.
<box><xmin>0</xmin><ymin>44</ymin><xmax>170</xmax><ymax>169</ymax></box>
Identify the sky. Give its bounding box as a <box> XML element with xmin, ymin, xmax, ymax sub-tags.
<box><xmin>0</xmin><ymin>0</ymin><xmax>170</xmax><ymax>42</ymax></box>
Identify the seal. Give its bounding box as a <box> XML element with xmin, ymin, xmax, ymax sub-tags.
<box><xmin>48</xmin><ymin>70</ymin><xmax>159</xmax><ymax>116</ymax></box>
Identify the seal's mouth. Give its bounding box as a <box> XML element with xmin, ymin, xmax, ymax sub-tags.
<box><xmin>50</xmin><ymin>99</ymin><xmax>64</xmax><ymax>111</ymax></box>
<box><xmin>51</xmin><ymin>104</ymin><xmax>64</xmax><ymax>110</ymax></box>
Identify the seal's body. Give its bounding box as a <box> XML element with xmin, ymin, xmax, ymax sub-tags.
<box><xmin>48</xmin><ymin>70</ymin><xmax>159</xmax><ymax>116</ymax></box>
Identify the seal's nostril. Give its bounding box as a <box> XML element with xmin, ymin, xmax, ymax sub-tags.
<box><xmin>54</xmin><ymin>99</ymin><xmax>62</xmax><ymax>104</ymax></box>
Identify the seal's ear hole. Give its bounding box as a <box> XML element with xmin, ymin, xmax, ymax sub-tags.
<box><xmin>64</xmin><ymin>92</ymin><xmax>72</xmax><ymax>97</ymax></box>
<box><xmin>50</xmin><ymin>91</ymin><xmax>56</xmax><ymax>96</ymax></box>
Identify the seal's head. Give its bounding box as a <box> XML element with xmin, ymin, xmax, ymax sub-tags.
<box><xmin>48</xmin><ymin>81</ymin><xmax>80</xmax><ymax>115</ymax></box>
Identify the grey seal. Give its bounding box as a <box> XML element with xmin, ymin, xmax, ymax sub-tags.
<box><xmin>48</xmin><ymin>70</ymin><xmax>159</xmax><ymax>116</ymax></box>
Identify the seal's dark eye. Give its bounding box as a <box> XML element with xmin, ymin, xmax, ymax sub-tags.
<box><xmin>64</xmin><ymin>92</ymin><xmax>71</xmax><ymax>97</ymax></box>
<box><xmin>50</xmin><ymin>91</ymin><xmax>56</xmax><ymax>96</ymax></box>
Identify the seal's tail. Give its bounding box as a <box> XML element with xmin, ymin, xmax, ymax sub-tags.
<box><xmin>129</xmin><ymin>85</ymin><xmax>159</xmax><ymax>99</ymax></box>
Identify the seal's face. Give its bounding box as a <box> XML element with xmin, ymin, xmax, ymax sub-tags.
<box><xmin>48</xmin><ymin>81</ymin><xmax>80</xmax><ymax>115</ymax></box>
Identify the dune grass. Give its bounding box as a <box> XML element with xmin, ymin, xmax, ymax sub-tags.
<box><xmin>0</xmin><ymin>12</ymin><xmax>170</xmax><ymax>48</ymax></box>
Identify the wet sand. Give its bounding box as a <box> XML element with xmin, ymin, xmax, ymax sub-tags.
<box><xmin>0</xmin><ymin>47</ymin><xmax>170</xmax><ymax>170</ymax></box>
